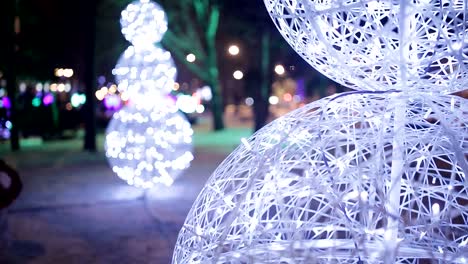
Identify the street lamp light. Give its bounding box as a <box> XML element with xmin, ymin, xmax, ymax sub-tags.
<box><xmin>54</xmin><ymin>68</ymin><xmax>74</xmax><ymax>78</ymax></box>
<box><xmin>228</xmin><ymin>45</ymin><xmax>240</xmax><ymax>56</ymax></box>
<box><xmin>275</xmin><ymin>65</ymin><xmax>285</xmax><ymax>75</ymax></box>
<box><xmin>186</xmin><ymin>53</ymin><xmax>196</xmax><ymax>63</ymax></box>
<box><xmin>233</xmin><ymin>70</ymin><xmax>243</xmax><ymax>80</ymax></box>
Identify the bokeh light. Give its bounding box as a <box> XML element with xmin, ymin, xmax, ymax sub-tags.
<box><xmin>228</xmin><ymin>45</ymin><xmax>240</xmax><ymax>56</ymax></box>
<box><xmin>120</xmin><ymin>0</ymin><xmax>168</xmax><ymax>46</ymax></box>
<box><xmin>186</xmin><ymin>53</ymin><xmax>196</xmax><ymax>63</ymax></box>
<box><xmin>113</xmin><ymin>45</ymin><xmax>177</xmax><ymax>98</ymax></box>
<box><xmin>233</xmin><ymin>70</ymin><xmax>244</xmax><ymax>80</ymax></box>
<box><xmin>105</xmin><ymin>104</ymin><xmax>194</xmax><ymax>189</ymax></box>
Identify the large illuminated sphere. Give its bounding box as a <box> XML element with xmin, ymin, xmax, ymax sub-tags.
<box><xmin>264</xmin><ymin>0</ymin><xmax>468</xmax><ymax>93</ymax></box>
<box><xmin>105</xmin><ymin>103</ymin><xmax>194</xmax><ymax>189</ymax></box>
<box><xmin>120</xmin><ymin>0</ymin><xmax>168</xmax><ymax>46</ymax></box>
<box><xmin>173</xmin><ymin>93</ymin><xmax>468</xmax><ymax>263</ymax></box>
<box><xmin>113</xmin><ymin>45</ymin><xmax>177</xmax><ymax>98</ymax></box>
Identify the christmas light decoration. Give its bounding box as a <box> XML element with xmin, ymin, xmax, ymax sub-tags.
<box><xmin>113</xmin><ymin>45</ymin><xmax>177</xmax><ymax>98</ymax></box>
<box><xmin>264</xmin><ymin>0</ymin><xmax>468</xmax><ymax>93</ymax></box>
<box><xmin>114</xmin><ymin>0</ymin><xmax>175</xmax><ymax>97</ymax></box>
<box><xmin>173</xmin><ymin>92</ymin><xmax>468</xmax><ymax>263</ymax></box>
<box><xmin>107</xmin><ymin>0</ymin><xmax>193</xmax><ymax>189</ymax></box>
<box><xmin>120</xmin><ymin>0</ymin><xmax>167</xmax><ymax>47</ymax></box>
<box><xmin>105</xmin><ymin>103</ymin><xmax>193</xmax><ymax>188</ymax></box>
<box><xmin>173</xmin><ymin>0</ymin><xmax>468</xmax><ymax>263</ymax></box>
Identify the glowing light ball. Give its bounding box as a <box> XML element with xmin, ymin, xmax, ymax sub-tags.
<box><xmin>173</xmin><ymin>93</ymin><xmax>468</xmax><ymax>263</ymax></box>
<box><xmin>105</xmin><ymin>103</ymin><xmax>194</xmax><ymax>189</ymax></box>
<box><xmin>103</xmin><ymin>94</ymin><xmax>122</xmax><ymax>110</ymax></box>
<box><xmin>120</xmin><ymin>0</ymin><xmax>168</xmax><ymax>46</ymax></box>
<box><xmin>42</xmin><ymin>93</ymin><xmax>54</xmax><ymax>106</ymax></box>
<box><xmin>176</xmin><ymin>94</ymin><xmax>199</xmax><ymax>114</ymax></box>
<box><xmin>113</xmin><ymin>45</ymin><xmax>177</xmax><ymax>97</ymax></box>
<box><xmin>264</xmin><ymin>0</ymin><xmax>468</xmax><ymax>93</ymax></box>
<box><xmin>1</xmin><ymin>97</ymin><xmax>11</xmax><ymax>109</ymax></box>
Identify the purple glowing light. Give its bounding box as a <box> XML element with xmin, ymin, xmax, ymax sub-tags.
<box><xmin>2</xmin><ymin>97</ymin><xmax>11</xmax><ymax>109</ymax></box>
<box><xmin>43</xmin><ymin>93</ymin><xmax>55</xmax><ymax>106</ymax></box>
<box><xmin>104</xmin><ymin>94</ymin><xmax>122</xmax><ymax>110</ymax></box>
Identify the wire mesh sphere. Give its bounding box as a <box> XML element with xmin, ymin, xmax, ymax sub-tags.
<box><xmin>264</xmin><ymin>0</ymin><xmax>468</xmax><ymax>93</ymax></box>
<box><xmin>105</xmin><ymin>103</ymin><xmax>194</xmax><ymax>189</ymax></box>
<box><xmin>113</xmin><ymin>45</ymin><xmax>177</xmax><ymax>99</ymax></box>
<box><xmin>120</xmin><ymin>0</ymin><xmax>168</xmax><ymax>46</ymax></box>
<box><xmin>173</xmin><ymin>92</ymin><xmax>468</xmax><ymax>263</ymax></box>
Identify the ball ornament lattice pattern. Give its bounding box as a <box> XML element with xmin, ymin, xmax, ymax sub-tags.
<box><xmin>120</xmin><ymin>0</ymin><xmax>168</xmax><ymax>46</ymax></box>
<box><xmin>173</xmin><ymin>93</ymin><xmax>468</xmax><ymax>263</ymax></box>
<box><xmin>113</xmin><ymin>45</ymin><xmax>177</xmax><ymax>97</ymax></box>
<box><xmin>264</xmin><ymin>0</ymin><xmax>468</xmax><ymax>93</ymax></box>
<box><xmin>105</xmin><ymin>103</ymin><xmax>194</xmax><ymax>189</ymax></box>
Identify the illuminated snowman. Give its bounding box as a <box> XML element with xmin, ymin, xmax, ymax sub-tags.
<box><xmin>106</xmin><ymin>0</ymin><xmax>193</xmax><ymax>189</ymax></box>
<box><xmin>112</xmin><ymin>0</ymin><xmax>176</xmax><ymax>99</ymax></box>
<box><xmin>172</xmin><ymin>1</ymin><xmax>467</xmax><ymax>263</ymax></box>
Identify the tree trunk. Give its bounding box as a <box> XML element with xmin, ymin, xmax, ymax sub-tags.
<box><xmin>5</xmin><ymin>0</ymin><xmax>19</xmax><ymax>151</ymax></box>
<box><xmin>209</xmin><ymin>78</ymin><xmax>224</xmax><ymax>131</ymax></box>
<box><xmin>207</xmin><ymin>37</ymin><xmax>224</xmax><ymax>131</ymax></box>
<box><xmin>83</xmin><ymin>0</ymin><xmax>97</xmax><ymax>152</ymax></box>
<box><xmin>254</xmin><ymin>31</ymin><xmax>271</xmax><ymax>132</ymax></box>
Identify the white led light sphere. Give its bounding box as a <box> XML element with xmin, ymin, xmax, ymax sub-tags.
<box><xmin>120</xmin><ymin>0</ymin><xmax>168</xmax><ymax>46</ymax></box>
<box><xmin>113</xmin><ymin>45</ymin><xmax>177</xmax><ymax>98</ymax></box>
<box><xmin>173</xmin><ymin>93</ymin><xmax>468</xmax><ymax>263</ymax></box>
<box><xmin>264</xmin><ymin>0</ymin><xmax>468</xmax><ymax>93</ymax></box>
<box><xmin>105</xmin><ymin>103</ymin><xmax>194</xmax><ymax>189</ymax></box>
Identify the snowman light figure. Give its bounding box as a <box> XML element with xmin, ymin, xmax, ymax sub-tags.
<box><xmin>106</xmin><ymin>0</ymin><xmax>193</xmax><ymax>189</ymax></box>
<box><xmin>172</xmin><ymin>1</ymin><xmax>467</xmax><ymax>263</ymax></box>
<box><xmin>113</xmin><ymin>0</ymin><xmax>176</xmax><ymax>100</ymax></box>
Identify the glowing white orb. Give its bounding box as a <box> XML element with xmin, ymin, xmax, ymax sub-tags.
<box><xmin>120</xmin><ymin>0</ymin><xmax>168</xmax><ymax>46</ymax></box>
<box><xmin>233</xmin><ymin>70</ymin><xmax>244</xmax><ymax>80</ymax></box>
<box><xmin>176</xmin><ymin>94</ymin><xmax>198</xmax><ymax>114</ymax></box>
<box><xmin>199</xmin><ymin>86</ymin><xmax>213</xmax><ymax>101</ymax></box>
<box><xmin>228</xmin><ymin>45</ymin><xmax>240</xmax><ymax>56</ymax></box>
<box><xmin>186</xmin><ymin>53</ymin><xmax>196</xmax><ymax>63</ymax></box>
<box><xmin>173</xmin><ymin>93</ymin><xmax>468</xmax><ymax>263</ymax></box>
<box><xmin>113</xmin><ymin>45</ymin><xmax>177</xmax><ymax>98</ymax></box>
<box><xmin>105</xmin><ymin>103</ymin><xmax>194</xmax><ymax>189</ymax></box>
<box><xmin>269</xmin><ymin>95</ymin><xmax>279</xmax><ymax>105</ymax></box>
<box><xmin>245</xmin><ymin>97</ymin><xmax>254</xmax><ymax>106</ymax></box>
<box><xmin>274</xmin><ymin>64</ymin><xmax>285</xmax><ymax>75</ymax></box>
<box><xmin>264</xmin><ymin>0</ymin><xmax>468</xmax><ymax>93</ymax></box>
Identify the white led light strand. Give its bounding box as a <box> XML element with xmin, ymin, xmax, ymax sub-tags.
<box><xmin>114</xmin><ymin>0</ymin><xmax>175</xmax><ymax>97</ymax></box>
<box><xmin>264</xmin><ymin>0</ymin><xmax>468</xmax><ymax>93</ymax></box>
<box><xmin>105</xmin><ymin>103</ymin><xmax>193</xmax><ymax>189</ymax></box>
<box><xmin>113</xmin><ymin>45</ymin><xmax>177</xmax><ymax>98</ymax></box>
<box><xmin>173</xmin><ymin>0</ymin><xmax>468</xmax><ymax>263</ymax></box>
<box><xmin>173</xmin><ymin>93</ymin><xmax>468</xmax><ymax>263</ymax></box>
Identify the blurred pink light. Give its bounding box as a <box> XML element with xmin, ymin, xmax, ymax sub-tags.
<box><xmin>43</xmin><ymin>93</ymin><xmax>54</xmax><ymax>106</ymax></box>
<box><xmin>2</xmin><ymin>97</ymin><xmax>11</xmax><ymax>109</ymax></box>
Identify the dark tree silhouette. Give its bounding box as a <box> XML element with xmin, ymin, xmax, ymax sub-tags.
<box><xmin>161</xmin><ymin>0</ymin><xmax>224</xmax><ymax>131</ymax></box>
<box><xmin>1</xmin><ymin>0</ymin><xmax>20</xmax><ymax>151</ymax></box>
<box><xmin>223</xmin><ymin>0</ymin><xmax>284</xmax><ymax>131</ymax></box>
<box><xmin>82</xmin><ymin>0</ymin><xmax>98</xmax><ymax>151</ymax></box>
